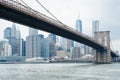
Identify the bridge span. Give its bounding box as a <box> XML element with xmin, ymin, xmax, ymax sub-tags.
<box><xmin>0</xmin><ymin>0</ymin><xmax>119</xmax><ymax>63</ymax></box>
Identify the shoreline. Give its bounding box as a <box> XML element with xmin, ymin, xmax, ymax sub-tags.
<box><xmin>0</xmin><ymin>61</ymin><xmax>119</xmax><ymax>64</ymax></box>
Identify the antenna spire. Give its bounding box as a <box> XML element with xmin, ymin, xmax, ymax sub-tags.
<box><xmin>78</xmin><ymin>10</ymin><xmax>80</xmax><ymax>19</ymax></box>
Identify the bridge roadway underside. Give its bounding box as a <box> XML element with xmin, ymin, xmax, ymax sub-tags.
<box><xmin>0</xmin><ymin>4</ymin><xmax>118</xmax><ymax>57</ymax></box>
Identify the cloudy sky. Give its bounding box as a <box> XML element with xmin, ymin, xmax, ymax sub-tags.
<box><xmin>0</xmin><ymin>0</ymin><xmax>120</xmax><ymax>52</ymax></box>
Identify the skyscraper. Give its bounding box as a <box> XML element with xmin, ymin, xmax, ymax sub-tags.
<box><xmin>22</xmin><ymin>39</ymin><xmax>26</xmax><ymax>56</ymax></box>
<box><xmin>8</xmin><ymin>37</ymin><xmax>17</xmax><ymax>56</ymax></box>
<box><xmin>16</xmin><ymin>28</ymin><xmax>21</xmax><ymax>39</ymax></box>
<box><xmin>72</xmin><ymin>18</ymin><xmax>83</xmax><ymax>58</ymax></box>
<box><xmin>67</xmin><ymin>39</ymin><xmax>74</xmax><ymax>52</ymax></box>
<box><xmin>48</xmin><ymin>34</ymin><xmax>56</xmax><ymax>43</ymax></box>
<box><xmin>0</xmin><ymin>39</ymin><xmax>12</xmax><ymax>56</ymax></box>
<box><xmin>4</xmin><ymin>27</ymin><xmax>11</xmax><ymax>39</ymax></box>
<box><xmin>60</xmin><ymin>37</ymin><xmax>67</xmax><ymax>50</ymax></box>
<box><xmin>49</xmin><ymin>41</ymin><xmax>56</xmax><ymax>57</ymax></box>
<box><xmin>41</xmin><ymin>38</ymin><xmax>50</xmax><ymax>58</ymax></box>
<box><xmin>71</xmin><ymin>40</ymin><xmax>74</xmax><ymax>47</ymax></box>
<box><xmin>11</xmin><ymin>23</ymin><xmax>17</xmax><ymax>38</ymax></box>
<box><xmin>71</xmin><ymin>47</ymin><xmax>81</xmax><ymax>59</ymax></box>
<box><xmin>29</xmin><ymin>28</ymin><xmax>38</xmax><ymax>36</ymax></box>
<box><xmin>4</xmin><ymin>23</ymin><xmax>22</xmax><ymax>56</ymax></box>
<box><xmin>67</xmin><ymin>39</ymin><xmax>71</xmax><ymax>52</ymax></box>
<box><xmin>75</xmin><ymin>19</ymin><xmax>82</xmax><ymax>47</ymax></box>
<box><xmin>76</xmin><ymin>19</ymin><xmax>82</xmax><ymax>33</ymax></box>
<box><xmin>26</xmin><ymin>28</ymin><xmax>41</xmax><ymax>58</ymax></box>
<box><xmin>47</xmin><ymin>35</ymin><xmax>56</xmax><ymax>58</ymax></box>
<box><xmin>26</xmin><ymin>36</ymin><xmax>41</xmax><ymax>58</ymax></box>
<box><xmin>92</xmin><ymin>20</ymin><xmax>99</xmax><ymax>37</ymax></box>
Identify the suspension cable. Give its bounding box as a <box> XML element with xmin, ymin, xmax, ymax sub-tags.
<box><xmin>35</xmin><ymin>0</ymin><xmax>62</xmax><ymax>23</ymax></box>
<box><xmin>111</xmin><ymin>41</ymin><xmax>115</xmax><ymax>51</ymax></box>
<box><xmin>19</xmin><ymin>0</ymin><xmax>31</xmax><ymax>9</ymax></box>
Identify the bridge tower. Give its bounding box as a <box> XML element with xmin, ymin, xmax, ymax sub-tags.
<box><xmin>94</xmin><ymin>31</ymin><xmax>111</xmax><ymax>64</ymax></box>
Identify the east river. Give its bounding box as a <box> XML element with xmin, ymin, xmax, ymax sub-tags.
<box><xmin>0</xmin><ymin>63</ymin><xmax>120</xmax><ymax>80</ymax></box>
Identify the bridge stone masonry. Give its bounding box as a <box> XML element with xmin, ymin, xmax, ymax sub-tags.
<box><xmin>94</xmin><ymin>31</ymin><xmax>111</xmax><ymax>64</ymax></box>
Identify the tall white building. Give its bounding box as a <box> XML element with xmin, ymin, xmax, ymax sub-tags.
<box><xmin>0</xmin><ymin>39</ymin><xmax>12</xmax><ymax>56</ymax></box>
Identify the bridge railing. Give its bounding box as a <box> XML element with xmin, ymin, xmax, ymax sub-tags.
<box><xmin>0</xmin><ymin>0</ymin><xmax>106</xmax><ymax>48</ymax></box>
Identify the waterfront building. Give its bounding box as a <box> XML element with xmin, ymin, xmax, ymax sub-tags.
<box><xmin>56</xmin><ymin>51</ymin><xmax>68</xmax><ymax>58</ymax></box>
<box><xmin>26</xmin><ymin>28</ymin><xmax>41</xmax><ymax>58</ymax></box>
<box><xmin>0</xmin><ymin>56</ymin><xmax>25</xmax><ymax>62</ymax></box>
<box><xmin>46</xmin><ymin>35</ymin><xmax>56</xmax><ymax>58</ymax></box>
<box><xmin>8</xmin><ymin>37</ymin><xmax>18</xmax><ymax>56</ymax></box>
<box><xmin>0</xmin><ymin>39</ymin><xmax>12</xmax><ymax>56</ymax></box>
<box><xmin>71</xmin><ymin>47</ymin><xmax>81</xmax><ymax>59</ymax></box>
<box><xmin>49</xmin><ymin>40</ymin><xmax>56</xmax><ymax>58</ymax></box>
<box><xmin>66</xmin><ymin>39</ymin><xmax>75</xmax><ymax>52</ymax></box>
<box><xmin>4</xmin><ymin>23</ymin><xmax>22</xmax><ymax>56</ymax></box>
<box><xmin>26</xmin><ymin>36</ymin><xmax>41</xmax><ymax>58</ymax></box>
<box><xmin>22</xmin><ymin>39</ymin><xmax>26</xmax><ymax>56</ymax></box>
<box><xmin>67</xmin><ymin>39</ymin><xmax>71</xmax><ymax>52</ymax></box>
<box><xmin>27</xmin><ymin>28</ymin><xmax>55</xmax><ymax>59</ymax></box>
<box><xmin>41</xmin><ymin>38</ymin><xmax>50</xmax><ymax>58</ymax></box>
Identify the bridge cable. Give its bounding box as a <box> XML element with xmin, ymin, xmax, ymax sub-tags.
<box><xmin>18</xmin><ymin>0</ymin><xmax>62</xmax><ymax>23</ymax></box>
<box><xmin>35</xmin><ymin>0</ymin><xmax>62</xmax><ymax>23</ymax></box>
<box><xmin>19</xmin><ymin>0</ymin><xmax>32</xmax><ymax>9</ymax></box>
<box><xmin>19</xmin><ymin>0</ymin><xmax>29</xmax><ymax>7</ymax></box>
<box><xmin>110</xmin><ymin>41</ymin><xmax>115</xmax><ymax>51</ymax></box>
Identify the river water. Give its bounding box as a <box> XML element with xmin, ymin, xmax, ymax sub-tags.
<box><xmin>0</xmin><ymin>63</ymin><xmax>120</xmax><ymax>80</ymax></box>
